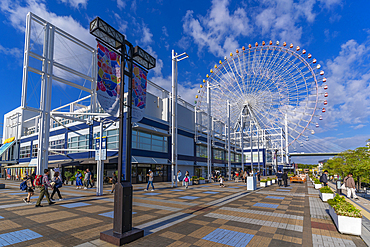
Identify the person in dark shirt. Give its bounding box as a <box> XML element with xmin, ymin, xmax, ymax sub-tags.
<box><xmin>320</xmin><ymin>170</ymin><xmax>328</xmax><ymax>186</ymax></box>
<box><xmin>282</xmin><ymin>171</ymin><xmax>288</xmax><ymax>187</ymax></box>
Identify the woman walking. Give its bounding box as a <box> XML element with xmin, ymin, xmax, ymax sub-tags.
<box><xmin>75</xmin><ymin>171</ymin><xmax>83</xmax><ymax>189</ymax></box>
<box><xmin>23</xmin><ymin>174</ymin><xmax>35</xmax><ymax>204</ymax></box>
<box><xmin>183</xmin><ymin>171</ymin><xmax>190</xmax><ymax>189</ymax></box>
<box><xmin>51</xmin><ymin>172</ymin><xmax>63</xmax><ymax>201</ymax></box>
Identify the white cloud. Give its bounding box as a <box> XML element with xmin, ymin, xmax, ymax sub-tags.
<box><xmin>117</xmin><ymin>0</ymin><xmax>125</xmax><ymax>10</ymax></box>
<box><xmin>131</xmin><ymin>0</ymin><xmax>137</xmax><ymax>12</ymax></box>
<box><xmin>322</xmin><ymin>39</ymin><xmax>370</xmax><ymax>127</ymax></box>
<box><xmin>141</xmin><ymin>24</ymin><xmax>153</xmax><ymax>46</ymax></box>
<box><xmin>182</xmin><ymin>0</ymin><xmax>341</xmax><ymax>57</ymax></box>
<box><xmin>60</xmin><ymin>0</ymin><xmax>88</xmax><ymax>9</ymax></box>
<box><xmin>162</xmin><ymin>26</ymin><xmax>168</xmax><ymax>37</ymax></box>
<box><xmin>352</xmin><ymin>124</ymin><xmax>366</xmax><ymax>130</ymax></box>
<box><xmin>0</xmin><ymin>44</ymin><xmax>22</xmax><ymax>58</ymax></box>
<box><xmin>0</xmin><ymin>0</ymin><xmax>95</xmax><ymax>47</ymax></box>
<box><xmin>182</xmin><ymin>0</ymin><xmax>252</xmax><ymax>57</ymax></box>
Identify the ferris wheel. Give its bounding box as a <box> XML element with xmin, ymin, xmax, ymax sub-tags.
<box><xmin>196</xmin><ymin>40</ymin><xmax>328</xmax><ymax>148</ymax></box>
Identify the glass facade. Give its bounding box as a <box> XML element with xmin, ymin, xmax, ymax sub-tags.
<box><xmin>49</xmin><ymin>139</ymin><xmax>65</xmax><ymax>155</ymax></box>
<box><xmin>213</xmin><ymin>149</ymin><xmax>224</xmax><ymax>160</ymax></box>
<box><xmin>32</xmin><ymin>144</ymin><xmax>38</xmax><ymax>157</ymax></box>
<box><xmin>196</xmin><ymin>145</ymin><xmax>207</xmax><ymax>158</ymax></box>
<box><xmin>132</xmin><ymin>130</ymin><xmax>168</xmax><ymax>153</ymax></box>
<box><xmin>20</xmin><ymin>146</ymin><xmax>31</xmax><ymax>158</ymax></box>
<box><xmin>68</xmin><ymin>134</ymin><xmax>89</xmax><ymax>153</ymax></box>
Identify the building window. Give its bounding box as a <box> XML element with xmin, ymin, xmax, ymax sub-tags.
<box><xmin>68</xmin><ymin>134</ymin><xmax>89</xmax><ymax>153</ymax></box>
<box><xmin>20</xmin><ymin>146</ymin><xmax>31</xmax><ymax>158</ymax></box>
<box><xmin>32</xmin><ymin>144</ymin><xmax>38</xmax><ymax>157</ymax></box>
<box><xmin>132</xmin><ymin>130</ymin><xmax>168</xmax><ymax>153</ymax></box>
<box><xmin>235</xmin><ymin>154</ymin><xmax>241</xmax><ymax>162</ymax></box>
<box><xmin>226</xmin><ymin>152</ymin><xmax>235</xmax><ymax>162</ymax></box>
<box><xmin>213</xmin><ymin>149</ymin><xmax>224</xmax><ymax>160</ymax></box>
<box><xmin>94</xmin><ymin>129</ymin><xmax>119</xmax><ymax>150</ymax></box>
<box><xmin>196</xmin><ymin>145</ymin><xmax>207</xmax><ymax>158</ymax></box>
<box><xmin>49</xmin><ymin>139</ymin><xmax>65</xmax><ymax>155</ymax></box>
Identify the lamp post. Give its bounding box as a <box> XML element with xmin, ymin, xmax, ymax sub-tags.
<box><xmin>90</xmin><ymin>17</ymin><xmax>155</xmax><ymax>245</ymax></box>
<box><xmin>171</xmin><ymin>50</ymin><xmax>188</xmax><ymax>187</ymax></box>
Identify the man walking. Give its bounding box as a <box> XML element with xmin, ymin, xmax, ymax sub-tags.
<box><xmin>282</xmin><ymin>171</ymin><xmax>288</xmax><ymax>187</ymax></box>
<box><xmin>277</xmin><ymin>170</ymin><xmax>283</xmax><ymax>187</ymax></box>
<box><xmin>35</xmin><ymin>169</ymin><xmax>55</xmax><ymax>207</ymax></box>
<box><xmin>144</xmin><ymin>169</ymin><xmax>155</xmax><ymax>191</ymax></box>
<box><xmin>320</xmin><ymin>170</ymin><xmax>328</xmax><ymax>186</ymax></box>
<box><xmin>84</xmin><ymin>169</ymin><xmax>91</xmax><ymax>189</ymax></box>
<box><xmin>345</xmin><ymin>173</ymin><xmax>358</xmax><ymax>200</ymax></box>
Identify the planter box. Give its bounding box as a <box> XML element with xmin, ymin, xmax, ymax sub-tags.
<box><xmin>314</xmin><ymin>183</ymin><xmax>322</xmax><ymax>189</ymax></box>
<box><xmin>329</xmin><ymin>205</ymin><xmax>362</xmax><ymax>235</ymax></box>
<box><xmin>272</xmin><ymin>179</ymin><xmax>276</xmax><ymax>184</ymax></box>
<box><xmin>199</xmin><ymin>180</ymin><xmax>205</xmax><ymax>184</ymax></box>
<box><xmin>319</xmin><ymin>191</ymin><xmax>334</xmax><ymax>202</ymax></box>
<box><xmin>267</xmin><ymin>181</ymin><xmax>271</xmax><ymax>186</ymax></box>
<box><xmin>260</xmin><ymin>182</ymin><xmax>266</xmax><ymax>187</ymax></box>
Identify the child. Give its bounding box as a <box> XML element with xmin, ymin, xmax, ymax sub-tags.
<box><xmin>183</xmin><ymin>172</ymin><xmax>190</xmax><ymax>189</ymax></box>
<box><xmin>219</xmin><ymin>176</ymin><xmax>225</xmax><ymax>187</ymax></box>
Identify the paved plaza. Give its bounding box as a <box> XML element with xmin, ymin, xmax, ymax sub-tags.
<box><xmin>0</xmin><ymin>179</ymin><xmax>368</xmax><ymax>246</ymax></box>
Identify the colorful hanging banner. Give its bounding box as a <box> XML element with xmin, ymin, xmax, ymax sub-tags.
<box><xmin>132</xmin><ymin>64</ymin><xmax>147</xmax><ymax>122</ymax></box>
<box><xmin>96</xmin><ymin>42</ymin><xmax>121</xmax><ymax>117</ymax></box>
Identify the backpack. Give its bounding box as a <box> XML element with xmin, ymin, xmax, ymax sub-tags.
<box><xmin>55</xmin><ymin>180</ymin><xmax>63</xmax><ymax>189</ymax></box>
<box><xmin>184</xmin><ymin>177</ymin><xmax>189</xmax><ymax>182</ymax></box>
<box><xmin>34</xmin><ymin>175</ymin><xmax>43</xmax><ymax>187</ymax></box>
<box><xmin>20</xmin><ymin>181</ymin><xmax>27</xmax><ymax>191</ymax></box>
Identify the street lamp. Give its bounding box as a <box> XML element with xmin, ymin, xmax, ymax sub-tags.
<box><xmin>171</xmin><ymin>50</ymin><xmax>188</xmax><ymax>187</ymax></box>
<box><xmin>90</xmin><ymin>17</ymin><xmax>156</xmax><ymax>245</ymax></box>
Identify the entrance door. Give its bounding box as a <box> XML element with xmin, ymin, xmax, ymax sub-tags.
<box><xmin>137</xmin><ymin>168</ymin><xmax>147</xmax><ymax>183</ymax></box>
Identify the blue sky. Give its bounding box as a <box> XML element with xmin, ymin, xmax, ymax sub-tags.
<box><xmin>1</xmin><ymin>0</ymin><xmax>370</xmax><ymax>164</ymax></box>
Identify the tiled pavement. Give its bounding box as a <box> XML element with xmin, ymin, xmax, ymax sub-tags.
<box><xmin>0</xmin><ymin>178</ymin><xmax>368</xmax><ymax>246</ymax></box>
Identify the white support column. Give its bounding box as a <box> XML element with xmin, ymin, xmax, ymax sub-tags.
<box><xmin>285</xmin><ymin>114</ymin><xmax>289</xmax><ymax>165</ymax></box>
<box><xmin>280</xmin><ymin>129</ymin><xmax>284</xmax><ymax>165</ymax></box>
<box><xmin>207</xmin><ymin>80</ymin><xmax>211</xmax><ymax>181</ymax></box>
<box><xmin>97</xmin><ymin>119</ymin><xmax>104</xmax><ymax>196</ymax></box>
<box><xmin>250</xmin><ymin>121</ymin><xmax>253</xmax><ymax>173</ymax></box>
<box><xmin>171</xmin><ymin>50</ymin><xmax>176</xmax><ymax>187</ymax></box>
<box><xmin>240</xmin><ymin>108</ymin><xmax>244</xmax><ymax>172</ymax></box>
<box><xmin>227</xmin><ymin>100</ymin><xmax>231</xmax><ymax>181</ymax></box>
<box><xmin>175</xmin><ymin>59</ymin><xmax>178</xmax><ymax>187</ymax></box>
<box><xmin>21</xmin><ymin>13</ymin><xmax>32</xmax><ymax>109</ymax></box>
<box><xmin>257</xmin><ymin>127</ymin><xmax>260</xmax><ymax>174</ymax></box>
<box><xmin>37</xmin><ymin>23</ymin><xmax>54</xmax><ymax>174</ymax></box>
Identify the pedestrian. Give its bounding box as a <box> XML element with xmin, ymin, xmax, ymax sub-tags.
<box><xmin>257</xmin><ymin>171</ymin><xmax>261</xmax><ymax>182</ymax></box>
<box><xmin>23</xmin><ymin>174</ymin><xmax>35</xmax><ymax>204</ymax></box>
<box><xmin>219</xmin><ymin>176</ymin><xmax>225</xmax><ymax>187</ymax></box>
<box><xmin>84</xmin><ymin>169</ymin><xmax>91</xmax><ymax>189</ymax></box>
<box><xmin>144</xmin><ymin>169</ymin><xmax>155</xmax><ymax>191</ymax></box>
<box><xmin>320</xmin><ymin>170</ymin><xmax>328</xmax><ymax>187</ymax></box>
<box><xmin>277</xmin><ymin>170</ymin><xmax>283</xmax><ymax>187</ymax></box>
<box><xmin>183</xmin><ymin>172</ymin><xmax>190</xmax><ymax>189</ymax></box>
<box><xmin>243</xmin><ymin>171</ymin><xmax>247</xmax><ymax>184</ymax></box>
<box><xmin>345</xmin><ymin>173</ymin><xmax>358</xmax><ymax>200</ymax></box>
<box><xmin>111</xmin><ymin>173</ymin><xmax>117</xmax><ymax>193</ymax></box>
<box><xmin>282</xmin><ymin>171</ymin><xmax>288</xmax><ymax>187</ymax></box>
<box><xmin>89</xmin><ymin>170</ymin><xmax>95</xmax><ymax>188</ymax></box>
<box><xmin>50</xmin><ymin>172</ymin><xmax>63</xmax><ymax>201</ymax></box>
<box><xmin>35</xmin><ymin>169</ymin><xmax>55</xmax><ymax>207</ymax></box>
<box><xmin>177</xmin><ymin>170</ymin><xmax>182</xmax><ymax>182</ymax></box>
<box><xmin>75</xmin><ymin>171</ymin><xmax>83</xmax><ymax>189</ymax></box>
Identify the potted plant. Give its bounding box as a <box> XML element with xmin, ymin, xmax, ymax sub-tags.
<box><xmin>199</xmin><ymin>177</ymin><xmax>205</xmax><ymax>184</ymax></box>
<box><xmin>314</xmin><ymin>179</ymin><xmax>322</xmax><ymax>189</ymax></box>
<box><xmin>267</xmin><ymin>177</ymin><xmax>272</xmax><ymax>186</ymax></box>
<box><xmin>260</xmin><ymin>179</ymin><xmax>267</xmax><ymax>187</ymax></box>
<box><xmin>327</xmin><ymin>194</ymin><xmax>362</xmax><ymax>235</ymax></box>
<box><xmin>271</xmin><ymin>177</ymin><xmax>276</xmax><ymax>184</ymax></box>
<box><xmin>319</xmin><ymin>186</ymin><xmax>334</xmax><ymax>202</ymax></box>
<box><xmin>64</xmin><ymin>171</ymin><xmax>73</xmax><ymax>185</ymax></box>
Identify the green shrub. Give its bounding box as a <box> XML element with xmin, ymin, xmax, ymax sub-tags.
<box><xmin>266</xmin><ymin>177</ymin><xmax>272</xmax><ymax>181</ymax></box>
<box><xmin>320</xmin><ymin>186</ymin><xmax>333</xmax><ymax>194</ymax></box>
<box><xmin>260</xmin><ymin>179</ymin><xmax>267</xmax><ymax>183</ymax></box>
<box><xmin>314</xmin><ymin>179</ymin><xmax>321</xmax><ymax>184</ymax></box>
<box><xmin>328</xmin><ymin>194</ymin><xmax>361</xmax><ymax>218</ymax></box>
<box><xmin>199</xmin><ymin>177</ymin><xmax>205</xmax><ymax>180</ymax></box>
<box><xmin>65</xmin><ymin>171</ymin><xmax>73</xmax><ymax>181</ymax></box>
